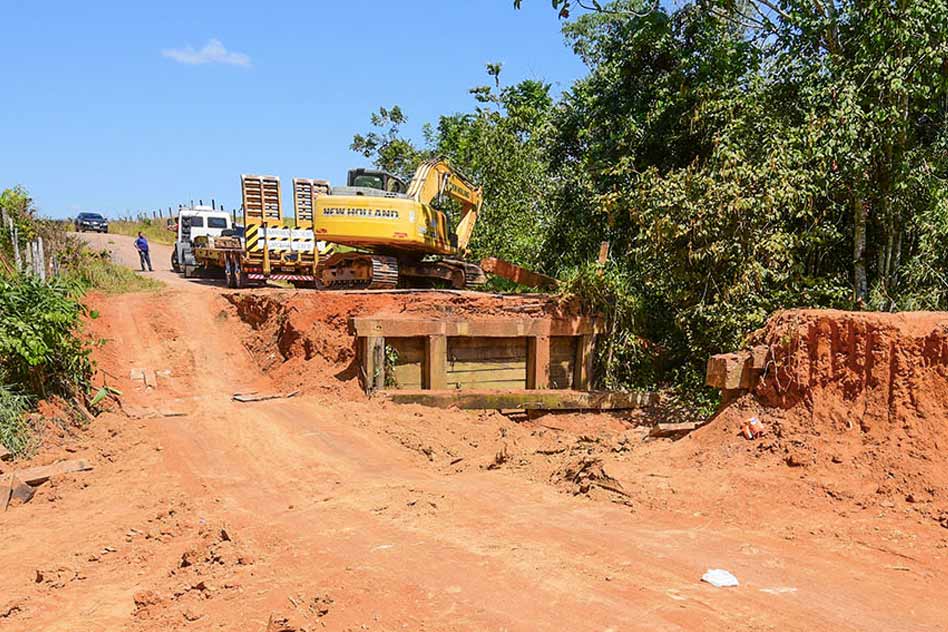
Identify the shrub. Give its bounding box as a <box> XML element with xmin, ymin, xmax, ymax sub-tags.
<box><xmin>0</xmin><ymin>275</ymin><xmax>93</xmax><ymax>400</ymax></box>
<box><xmin>0</xmin><ymin>385</ymin><xmax>34</xmax><ymax>456</ymax></box>
<box><xmin>558</xmin><ymin>262</ymin><xmax>654</xmax><ymax>390</ymax></box>
<box><xmin>61</xmin><ymin>247</ymin><xmax>162</xmax><ymax>294</ymax></box>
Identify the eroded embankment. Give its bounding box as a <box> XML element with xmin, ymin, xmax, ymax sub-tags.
<box><xmin>697</xmin><ymin>309</ymin><xmax>948</xmax><ymax>525</ymax></box>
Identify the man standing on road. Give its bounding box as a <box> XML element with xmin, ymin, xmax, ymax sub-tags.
<box><xmin>135</xmin><ymin>232</ymin><xmax>153</xmax><ymax>272</ymax></box>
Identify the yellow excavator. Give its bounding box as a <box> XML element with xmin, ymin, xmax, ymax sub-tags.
<box><xmin>314</xmin><ymin>157</ymin><xmax>488</xmax><ymax>289</ymax></box>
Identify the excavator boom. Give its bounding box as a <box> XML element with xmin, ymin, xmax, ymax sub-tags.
<box><xmin>405</xmin><ymin>158</ymin><xmax>482</xmax><ymax>252</ymax></box>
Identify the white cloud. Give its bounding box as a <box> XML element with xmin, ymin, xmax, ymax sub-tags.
<box><xmin>161</xmin><ymin>39</ymin><xmax>251</xmax><ymax>67</ymax></box>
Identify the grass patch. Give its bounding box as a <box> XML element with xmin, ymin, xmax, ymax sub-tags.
<box><xmin>0</xmin><ymin>385</ymin><xmax>36</xmax><ymax>457</ymax></box>
<box><xmin>64</xmin><ymin>249</ymin><xmax>163</xmax><ymax>294</ymax></box>
<box><xmin>108</xmin><ymin>219</ymin><xmax>176</xmax><ymax>245</ymax></box>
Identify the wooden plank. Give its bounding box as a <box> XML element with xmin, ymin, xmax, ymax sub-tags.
<box><xmin>448</xmin><ymin>336</ymin><xmax>526</xmax><ymax>360</ymax></box>
<box><xmin>446</xmin><ymin>367</ymin><xmax>527</xmax><ymax>383</ymax></box>
<box><xmin>649</xmin><ymin>422</ymin><xmax>700</xmax><ymax>437</ymax></box>
<box><xmin>1</xmin><ymin>475</ymin><xmax>12</xmax><ymax>511</ymax></box>
<box><xmin>350</xmin><ymin>317</ymin><xmax>604</xmax><ymax>338</ymax></box>
<box><xmin>574</xmin><ymin>334</ymin><xmax>595</xmax><ymax>390</ymax></box>
<box><xmin>447</xmin><ymin>360</ymin><xmax>527</xmax><ymax>372</ymax></box>
<box><xmin>550</xmin><ymin>336</ymin><xmax>577</xmax><ymax>390</ymax></box>
<box><xmin>384</xmin><ymin>389</ymin><xmax>656</xmax><ymax>410</ymax></box>
<box><xmin>363</xmin><ymin>336</ymin><xmax>385</xmax><ymax>393</ymax></box>
<box><xmin>479</xmin><ymin>257</ymin><xmax>558</xmax><ymax>290</ymax></box>
<box><xmin>447</xmin><ymin>336</ymin><xmax>527</xmax><ymax>389</ymax></box>
<box><xmin>14</xmin><ymin>459</ymin><xmax>93</xmax><ymax>486</ymax></box>
<box><xmin>549</xmin><ymin>319</ymin><xmax>604</xmax><ymax>336</ymax></box>
<box><xmin>446</xmin><ymin>379</ymin><xmax>527</xmax><ymax>390</ymax></box>
<box><xmin>233</xmin><ymin>390</ymin><xmax>300</xmax><ymax>402</ymax></box>
<box><xmin>8</xmin><ymin>475</ymin><xmax>35</xmax><ymax>506</ymax></box>
<box><xmin>390</xmin><ymin>363</ymin><xmax>423</xmax><ymax>389</ymax></box>
<box><xmin>550</xmin><ymin>359</ymin><xmax>573</xmax><ymax>390</ymax></box>
<box><xmin>706</xmin><ymin>351</ymin><xmax>753</xmax><ymax>389</ymax></box>
<box><xmin>426</xmin><ymin>335</ymin><xmax>447</xmax><ymax>390</ymax></box>
<box><xmin>749</xmin><ymin>345</ymin><xmax>770</xmax><ymax>370</ymax></box>
<box><xmin>527</xmin><ymin>336</ymin><xmax>551</xmax><ymax>389</ymax></box>
<box><xmin>387</xmin><ymin>337</ymin><xmax>426</xmax><ymax>362</ymax></box>
<box><xmin>387</xmin><ymin>337</ymin><xmax>425</xmax><ymax>390</ymax></box>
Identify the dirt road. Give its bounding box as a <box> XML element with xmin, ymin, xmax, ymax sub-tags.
<box><xmin>1</xmin><ymin>234</ymin><xmax>945</xmax><ymax>631</ymax></box>
<box><xmin>77</xmin><ymin>231</ymin><xmax>190</xmax><ymax>288</ymax></box>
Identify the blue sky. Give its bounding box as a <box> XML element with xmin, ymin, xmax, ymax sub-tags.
<box><xmin>0</xmin><ymin>0</ymin><xmax>587</xmax><ymax>218</ymax></box>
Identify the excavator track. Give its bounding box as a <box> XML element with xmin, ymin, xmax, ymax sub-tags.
<box><xmin>323</xmin><ymin>254</ymin><xmax>399</xmax><ymax>290</ymax></box>
<box><xmin>453</xmin><ymin>260</ymin><xmax>488</xmax><ymax>289</ymax></box>
<box><xmin>365</xmin><ymin>256</ymin><xmax>399</xmax><ymax>290</ymax></box>
<box><xmin>320</xmin><ymin>253</ymin><xmax>485</xmax><ymax>291</ymax></box>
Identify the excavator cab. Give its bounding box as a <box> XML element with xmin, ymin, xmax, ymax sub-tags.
<box><xmin>344</xmin><ymin>169</ymin><xmax>408</xmax><ymax>195</ymax></box>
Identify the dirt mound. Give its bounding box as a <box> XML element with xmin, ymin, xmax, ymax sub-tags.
<box><xmin>225</xmin><ymin>290</ymin><xmax>574</xmax><ymax>395</ymax></box>
<box><xmin>694</xmin><ymin>309</ymin><xmax>948</xmax><ymax>522</ymax></box>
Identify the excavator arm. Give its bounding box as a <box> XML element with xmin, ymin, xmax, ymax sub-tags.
<box><xmin>405</xmin><ymin>158</ymin><xmax>483</xmax><ymax>252</ymax></box>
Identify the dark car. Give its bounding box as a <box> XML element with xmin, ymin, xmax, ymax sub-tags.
<box><xmin>75</xmin><ymin>212</ymin><xmax>109</xmax><ymax>233</ymax></box>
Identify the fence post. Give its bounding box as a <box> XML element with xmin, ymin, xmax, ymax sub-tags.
<box><xmin>11</xmin><ymin>220</ymin><xmax>22</xmax><ymax>271</ymax></box>
<box><xmin>37</xmin><ymin>236</ymin><xmax>46</xmax><ymax>281</ymax></box>
<box><xmin>24</xmin><ymin>237</ymin><xmax>33</xmax><ymax>274</ymax></box>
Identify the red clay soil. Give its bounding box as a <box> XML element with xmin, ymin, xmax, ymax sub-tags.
<box><xmin>678</xmin><ymin>310</ymin><xmax>948</xmax><ymax>528</ymax></box>
<box><xmin>1</xmin><ymin>234</ymin><xmax>947</xmax><ymax>631</ymax></box>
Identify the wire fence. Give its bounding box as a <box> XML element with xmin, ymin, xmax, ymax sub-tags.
<box><xmin>1</xmin><ymin>207</ymin><xmax>49</xmax><ymax>280</ymax></box>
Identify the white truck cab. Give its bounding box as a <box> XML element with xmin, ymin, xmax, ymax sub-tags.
<box><xmin>171</xmin><ymin>206</ymin><xmax>233</xmax><ymax>273</ymax></box>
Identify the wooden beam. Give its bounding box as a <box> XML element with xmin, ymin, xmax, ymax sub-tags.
<box><xmin>648</xmin><ymin>422</ymin><xmax>700</xmax><ymax>438</ymax></box>
<box><xmin>706</xmin><ymin>351</ymin><xmax>754</xmax><ymax>390</ymax></box>
<box><xmin>13</xmin><ymin>459</ymin><xmax>93</xmax><ymax>486</ymax></box>
<box><xmin>480</xmin><ymin>257</ymin><xmax>558</xmax><ymax>290</ymax></box>
<box><xmin>350</xmin><ymin>316</ymin><xmax>603</xmax><ymax>338</ymax></box>
<box><xmin>527</xmin><ymin>336</ymin><xmax>550</xmax><ymax>389</ymax></box>
<box><xmin>574</xmin><ymin>334</ymin><xmax>595</xmax><ymax>390</ymax></box>
<box><xmin>363</xmin><ymin>336</ymin><xmax>385</xmax><ymax>393</ymax></box>
<box><xmin>425</xmin><ymin>335</ymin><xmax>447</xmax><ymax>390</ymax></box>
<box><xmin>383</xmin><ymin>389</ymin><xmax>656</xmax><ymax>410</ymax></box>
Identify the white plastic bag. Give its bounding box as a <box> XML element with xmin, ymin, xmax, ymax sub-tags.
<box><xmin>702</xmin><ymin>568</ymin><xmax>739</xmax><ymax>587</ymax></box>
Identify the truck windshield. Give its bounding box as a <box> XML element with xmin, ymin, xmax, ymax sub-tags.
<box><xmin>207</xmin><ymin>217</ymin><xmax>228</xmax><ymax>229</ymax></box>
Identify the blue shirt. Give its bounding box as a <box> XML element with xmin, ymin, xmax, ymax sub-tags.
<box><xmin>135</xmin><ymin>236</ymin><xmax>149</xmax><ymax>252</ymax></box>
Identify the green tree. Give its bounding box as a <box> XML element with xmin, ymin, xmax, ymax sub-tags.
<box><xmin>353</xmin><ymin>68</ymin><xmax>560</xmax><ymax>271</ymax></box>
<box><xmin>350</xmin><ymin>106</ymin><xmax>428</xmax><ymax>178</ymax></box>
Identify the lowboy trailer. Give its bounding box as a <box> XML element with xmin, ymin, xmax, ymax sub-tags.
<box><xmin>191</xmin><ymin>175</ymin><xmax>331</xmax><ymax>288</ymax></box>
